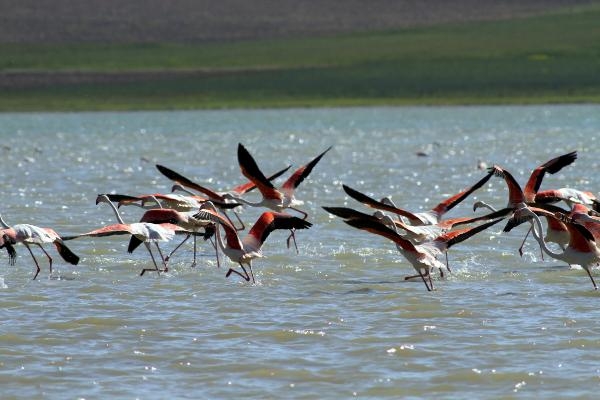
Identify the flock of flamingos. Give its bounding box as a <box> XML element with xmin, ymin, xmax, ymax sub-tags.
<box><xmin>1</xmin><ymin>144</ymin><xmax>600</xmax><ymax>291</ymax></box>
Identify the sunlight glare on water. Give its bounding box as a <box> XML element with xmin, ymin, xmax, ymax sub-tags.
<box><xmin>0</xmin><ymin>105</ymin><xmax>600</xmax><ymax>398</ymax></box>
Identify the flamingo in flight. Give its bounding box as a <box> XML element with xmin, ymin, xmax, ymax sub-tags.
<box><xmin>504</xmin><ymin>204</ymin><xmax>600</xmax><ymax>290</ymax></box>
<box><xmin>64</xmin><ymin>195</ymin><xmax>191</xmax><ymax>276</ymax></box>
<box><xmin>200</xmin><ymin>203</ymin><xmax>312</xmax><ymax>283</ymax></box>
<box><xmin>338</xmin><ymin>214</ymin><xmax>503</xmax><ymax>291</ymax></box>
<box><xmin>156</xmin><ymin>163</ymin><xmax>291</xmax><ymax>204</ymax></box>
<box><xmin>157</xmin><ymin>163</ymin><xmax>290</xmax><ymax>230</ymax></box>
<box><xmin>224</xmin><ymin>143</ymin><xmax>331</xmax><ymax>251</ymax></box>
<box><xmin>342</xmin><ymin>168</ymin><xmax>495</xmax><ymax>227</ymax></box>
<box><xmin>0</xmin><ymin>215</ymin><xmax>79</xmax><ymax>279</ymax></box>
<box><xmin>483</xmin><ymin>152</ymin><xmax>577</xmax><ymax>256</ymax></box>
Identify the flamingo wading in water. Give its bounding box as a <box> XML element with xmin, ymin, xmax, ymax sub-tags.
<box><xmin>333</xmin><ymin>212</ymin><xmax>503</xmax><ymax>291</ymax></box>
<box><xmin>200</xmin><ymin>204</ymin><xmax>312</xmax><ymax>283</ymax></box>
<box><xmin>0</xmin><ymin>215</ymin><xmax>80</xmax><ymax>279</ymax></box>
<box><xmin>63</xmin><ymin>195</ymin><xmax>190</xmax><ymax>276</ymax></box>
<box><xmin>504</xmin><ymin>204</ymin><xmax>600</xmax><ymax>290</ymax></box>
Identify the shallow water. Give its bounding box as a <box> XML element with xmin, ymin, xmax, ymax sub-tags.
<box><xmin>0</xmin><ymin>105</ymin><xmax>599</xmax><ymax>399</ymax></box>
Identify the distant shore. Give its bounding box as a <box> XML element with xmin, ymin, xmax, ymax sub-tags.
<box><xmin>1</xmin><ymin>3</ymin><xmax>599</xmax><ymax>111</ymax></box>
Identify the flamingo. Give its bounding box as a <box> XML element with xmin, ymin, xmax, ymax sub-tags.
<box><xmin>100</xmin><ymin>192</ymin><xmax>229</xmax><ymax>267</ymax></box>
<box><xmin>132</xmin><ymin>207</ymin><xmax>218</xmax><ymax>268</ymax></box>
<box><xmin>340</xmin><ymin>215</ymin><xmax>503</xmax><ymax>291</ymax></box>
<box><xmin>569</xmin><ymin>204</ymin><xmax>600</xmax><ymax>241</ymax></box>
<box><xmin>323</xmin><ymin>205</ymin><xmax>506</xmax><ymax>244</ymax></box>
<box><xmin>157</xmin><ymin>163</ymin><xmax>290</xmax><ymax>230</ymax></box>
<box><xmin>535</xmin><ymin>188</ymin><xmax>600</xmax><ymax>212</ymax></box>
<box><xmin>341</xmin><ymin>168</ymin><xmax>495</xmax><ymax>226</ymax></box>
<box><xmin>473</xmin><ymin>199</ymin><xmax>569</xmax><ymax>256</ymax></box>
<box><xmin>486</xmin><ymin>163</ymin><xmax>578</xmax><ymax>255</ymax></box>
<box><xmin>0</xmin><ymin>215</ymin><xmax>79</xmax><ymax>279</ymax></box>
<box><xmin>504</xmin><ymin>204</ymin><xmax>600</xmax><ymax>290</ymax></box>
<box><xmin>223</xmin><ymin>143</ymin><xmax>331</xmax><ymax>251</ymax></box>
<box><xmin>200</xmin><ymin>203</ymin><xmax>312</xmax><ymax>283</ymax></box>
<box><xmin>64</xmin><ymin>195</ymin><xmax>190</xmax><ymax>276</ymax></box>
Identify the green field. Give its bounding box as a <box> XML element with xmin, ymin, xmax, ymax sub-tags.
<box><xmin>1</xmin><ymin>5</ymin><xmax>600</xmax><ymax>110</ymax></box>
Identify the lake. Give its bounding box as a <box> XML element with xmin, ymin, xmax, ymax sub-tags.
<box><xmin>0</xmin><ymin>105</ymin><xmax>599</xmax><ymax>398</ymax></box>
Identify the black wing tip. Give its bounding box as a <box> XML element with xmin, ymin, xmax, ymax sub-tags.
<box><xmin>342</xmin><ymin>184</ymin><xmax>361</xmax><ymax>196</ymax></box>
<box><xmin>592</xmin><ymin>199</ymin><xmax>600</xmax><ymax>213</ymax></box>
<box><xmin>503</xmin><ymin>217</ymin><xmax>524</xmax><ymax>233</ymax></box>
<box><xmin>322</xmin><ymin>206</ymin><xmax>351</xmax><ymax>217</ymax></box>
<box><xmin>545</xmin><ymin>150</ymin><xmax>578</xmax><ymax>174</ymax></box>
<box><xmin>237</xmin><ymin>142</ymin><xmax>248</xmax><ymax>155</ymax></box>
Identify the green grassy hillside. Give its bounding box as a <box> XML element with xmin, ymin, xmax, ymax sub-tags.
<box><xmin>1</xmin><ymin>5</ymin><xmax>599</xmax><ymax>110</ymax></box>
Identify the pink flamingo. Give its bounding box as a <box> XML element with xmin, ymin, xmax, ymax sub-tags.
<box><xmin>504</xmin><ymin>204</ymin><xmax>600</xmax><ymax>290</ymax></box>
<box><xmin>224</xmin><ymin>143</ymin><xmax>331</xmax><ymax>251</ymax></box>
<box><xmin>0</xmin><ymin>215</ymin><xmax>79</xmax><ymax>279</ymax></box>
<box><xmin>200</xmin><ymin>204</ymin><xmax>312</xmax><ymax>283</ymax></box>
<box><xmin>339</xmin><ymin>214</ymin><xmax>503</xmax><ymax>291</ymax></box>
<box><xmin>64</xmin><ymin>195</ymin><xmax>190</xmax><ymax>276</ymax></box>
<box><xmin>342</xmin><ymin>168</ymin><xmax>495</xmax><ymax>226</ymax></box>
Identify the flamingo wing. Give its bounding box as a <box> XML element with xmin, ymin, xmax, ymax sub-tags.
<box><xmin>230</xmin><ymin>165</ymin><xmax>292</xmax><ymax>195</ymax></box>
<box><xmin>524</xmin><ymin>151</ymin><xmax>577</xmax><ymax>201</ymax></box>
<box><xmin>343</xmin><ymin>217</ymin><xmax>417</xmax><ymax>252</ymax></box>
<box><xmin>0</xmin><ymin>232</ymin><xmax>17</xmax><ymax>265</ymax></box>
<box><xmin>342</xmin><ymin>184</ymin><xmax>423</xmax><ymax>224</ymax></box>
<box><xmin>441</xmin><ymin>208</ymin><xmax>513</xmax><ymax>229</ymax></box>
<box><xmin>439</xmin><ymin>218</ymin><xmax>503</xmax><ymax>250</ymax></box>
<box><xmin>246</xmin><ymin>212</ymin><xmax>312</xmax><ymax>247</ymax></box>
<box><xmin>237</xmin><ymin>143</ymin><xmax>283</xmax><ymax>200</ymax></box>
<box><xmin>156</xmin><ymin>164</ymin><xmax>225</xmax><ymax>201</ymax></box>
<box><xmin>322</xmin><ymin>206</ymin><xmax>380</xmax><ymax>222</ymax></box>
<box><xmin>281</xmin><ymin>146</ymin><xmax>332</xmax><ymax>193</ymax></box>
<box><xmin>62</xmin><ymin>224</ymin><xmax>136</xmax><ymax>240</ymax></box>
<box><xmin>430</xmin><ymin>169</ymin><xmax>494</xmax><ymax>216</ymax></box>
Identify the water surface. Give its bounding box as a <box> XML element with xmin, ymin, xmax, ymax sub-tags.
<box><xmin>1</xmin><ymin>106</ymin><xmax>599</xmax><ymax>398</ymax></box>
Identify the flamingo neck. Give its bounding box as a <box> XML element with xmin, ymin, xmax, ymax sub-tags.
<box><xmin>102</xmin><ymin>197</ymin><xmax>126</xmax><ymax>224</ymax></box>
<box><xmin>0</xmin><ymin>214</ymin><xmax>11</xmax><ymax>229</ymax></box>
<box><xmin>529</xmin><ymin>212</ymin><xmax>563</xmax><ymax>259</ymax></box>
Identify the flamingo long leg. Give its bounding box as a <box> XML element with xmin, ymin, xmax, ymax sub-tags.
<box><xmin>209</xmin><ymin>237</ymin><xmax>220</xmax><ymax>268</ymax></box>
<box><xmin>286</xmin><ymin>229</ymin><xmax>299</xmax><ymax>254</ymax></box>
<box><xmin>24</xmin><ymin>243</ymin><xmax>43</xmax><ymax>280</ymax></box>
<box><xmin>140</xmin><ymin>242</ymin><xmax>163</xmax><ymax>276</ymax></box>
<box><xmin>445</xmin><ymin>252</ymin><xmax>451</xmax><ymax>273</ymax></box>
<box><xmin>192</xmin><ymin>234</ymin><xmax>197</xmax><ymax>268</ymax></box>
<box><xmin>232</xmin><ymin>211</ymin><xmax>246</xmax><ymax>231</ymax></box>
<box><xmin>165</xmin><ymin>234</ymin><xmax>191</xmax><ymax>264</ymax></box>
<box><xmin>518</xmin><ymin>226</ymin><xmax>532</xmax><ymax>257</ymax></box>
<box><xmin>35</xmin><ymin>243</ymin><xmax>54</xmax><ymax>277</ymax></box>
<box><xmin>584</xmin><ymin>267</ymin><xmax>598</xmax><ymax>290</ymax></box>
<box><xmin>427</xmin><ymin>271</ymin><xmax>435</xmax><ymax>291</ymax></box>
<box><xmin>418</xmin><ymin>269</ymin><xmax>433</xmax><ymax>292</ymax></box>
<box><xmin>226</xmin><ymin>263</ymin><xmax>251</xmax><ymax>282</ymax></box>
<box><xmin>154</xmin><ymin>243</ymin><xmax>168</xmax><ymax>272</ymax></box>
